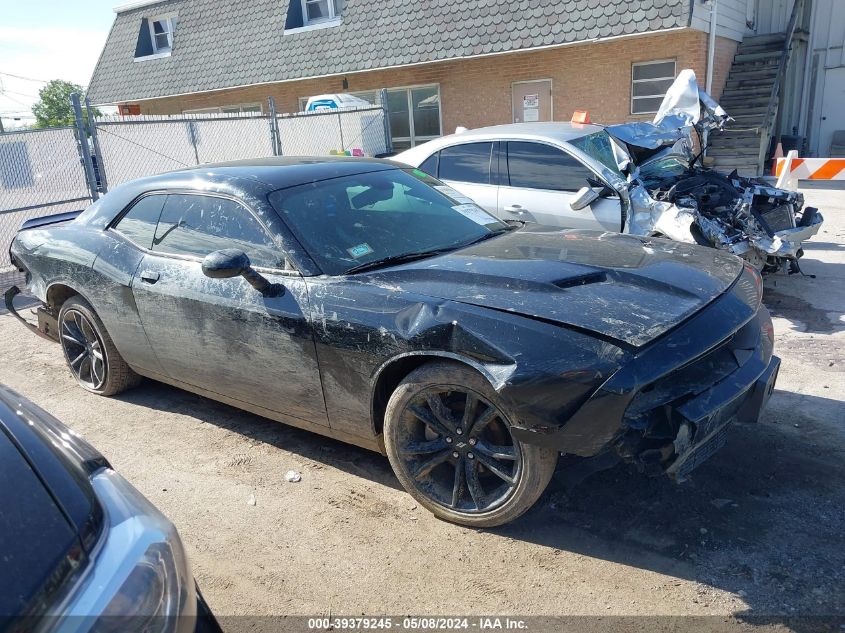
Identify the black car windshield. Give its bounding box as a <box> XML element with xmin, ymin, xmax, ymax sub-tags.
<box><xmin>268</xmin><ymin>168</ymin><xmax>507</xmax><ymax>275</ymax></box>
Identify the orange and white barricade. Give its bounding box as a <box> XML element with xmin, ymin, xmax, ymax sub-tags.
<box><xmin>775</xmin><ymin>150</ymin><xmax>845</xmax><ymax>190</ymax></box>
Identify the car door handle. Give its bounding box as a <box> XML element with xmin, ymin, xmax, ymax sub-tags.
<box><xmin>140</xmin><ymin>270</ymin><xmax>160</xmax><ymax>284</ymax></box>
<box><xmin>504</xmin><ymin>204</ymin><xmax>527</xmax><ymax>214</ymax></box>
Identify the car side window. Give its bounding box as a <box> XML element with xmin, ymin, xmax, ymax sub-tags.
<box><xmin>152</xmin><ymin>194</ymin><xmax>286</xmax><ymax>269</ymax></box>
<box><xmin>506</xmin><ymin>141</ymin><xmax>595</xmax><ymax>192</ymax></box>
<box><xmin>437</xmin><ymin>142</ymin><xmax>493</xmax><ymax>185</ymax></box>
<box><xmin>419</xmin><ymin>152</ymin><xmax>439</xmax><ymax>177</ymax></box>
<box><xmin>113</xmin><ymin>195</ymin><xmax>167</xmax><ymax>249</ymax></box>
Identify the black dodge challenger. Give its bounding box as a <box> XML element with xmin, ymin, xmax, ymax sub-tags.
<box><xmin>6</xmin><ymin>157</ymin><xmax>780</xmax><ymax>527</ymax></box>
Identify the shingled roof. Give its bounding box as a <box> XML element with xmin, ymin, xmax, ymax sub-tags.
<box><xmin>87</xmin><ymin>0</ymin><xmax>693</xmax><ymax>104</ymax></box>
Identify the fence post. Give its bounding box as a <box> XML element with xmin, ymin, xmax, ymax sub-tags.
<box><xmin>338</xmin><ymin>111</ymin><xmax>345</xmax><ymax>152</ymax></box>
<box><xmin>380</xmin><ymin>88</ymin><xmax>393</xmax><ymax>154</ymax></box>
<box><xmin>186</xmin><ymin>120</ymin><xmax>201</xmax><ymax>165</ymax></box>
<box><xmin>268</xmin><ymin>96</ymin><xmax>281</xmax><ymax>156</ymax></box>
<box><xmin>85</xmin><ymin>96</ymin><xmax>108</xmax><ymax>193</ymax></box>
<box><xmin>71</xmin><ymin>93</ymin><xmax>99</xmax><ymax>201</ymax></box>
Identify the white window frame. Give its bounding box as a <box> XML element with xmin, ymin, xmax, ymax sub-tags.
<box><xmin>631</xmin><ymin>59</ymin><xmax>676</xmax><ymax>115</ymax></box>
<box><xmin>301</xmin><ymin>0</ymin><xmax>341</xmax><ymax>25</ymax></box>
<box><xmin>149</xmin><ymin>14</ymin><xmax>177</xmax><ymax>54</ymax></box>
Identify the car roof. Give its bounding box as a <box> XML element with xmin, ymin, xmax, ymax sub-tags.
<box><xmin>446</xmin><ymin>122</ymin><xmax>605</xmax><ymax>143</ymax></box>
<box><xmin>173</xmin><ymin>156</ymin><xmax>401</xmax><ymax>190</ymax></box>
<box><xmin>394</xmin><ymin>122</ymin><xmax>607</xmax><ymax>165</ymax></box>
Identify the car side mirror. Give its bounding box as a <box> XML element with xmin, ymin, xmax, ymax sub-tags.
<box><xmin>202</xmin><ymin>249</ymin><xmax>284</xmax><ymax>297</ymax></box>
<box><xmin>570</xmin><ymin>186</ymin><xmax>601</xmax><ymax>211</ymax></box>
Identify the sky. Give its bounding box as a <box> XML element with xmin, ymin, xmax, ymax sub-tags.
<box><xmin>0</xmin><ymin>0</ymin><xmax>117</xmax><ymax>128</ymax></box>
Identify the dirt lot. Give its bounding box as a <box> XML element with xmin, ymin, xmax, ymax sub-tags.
<box><xmin>1</xmin><ymin>187</ymin><xmax>843</xmax><ymax>629</ymax></box>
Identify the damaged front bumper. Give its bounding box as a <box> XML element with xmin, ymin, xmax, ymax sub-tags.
<box><xmin>4</xmin><ymin>285</ymin><xmax>59</xmax><ymax>342</ymax></box>
<box><xmin>511</xmin><ymin>265</ymin><xmax>778</xmax><ymax>481</ymax></box>
<box><xmin>665</xmin><ymin>353</ymin><xmax>779</xmax><ymax>481</ymax></box>
<box><xmin>632</xmin><ymin>172</ymin><xmax>824</xmax><ymax>272</ymax></box>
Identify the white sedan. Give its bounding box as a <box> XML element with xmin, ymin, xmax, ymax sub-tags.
<box><xmin>394</xmin><ymin>122</ymin><xmax>625</xmax><ymax>232</ymax></box>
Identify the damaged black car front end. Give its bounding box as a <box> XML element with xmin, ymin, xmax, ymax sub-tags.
<box><xmin>592</xmin><ymin>69</ymin><xmax>823</xmax><ymax>272</ymax></box>
<box><xmin>520</xmin><ymin>259</ymin><xmax>780</xmax><ymax>482</ymax></box>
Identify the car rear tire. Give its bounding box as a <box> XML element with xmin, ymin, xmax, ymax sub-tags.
<box><xmin>58</xmin><ymin>295</ymin><xmax>141</xmax><ymax>396</ymax></box>
<box><xmin>383</xmin><ymin>361</ymin><xmax>558</xmax><ymax>527</ymax></box>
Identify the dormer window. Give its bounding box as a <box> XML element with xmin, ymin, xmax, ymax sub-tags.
<box><xmin>149</xmin><ymin>14</ymin><xmax>177</xmax><ymax>54</ymax></box>
<box><xmin>302</xmin><ymin>0</ymin><xmax>341</xmax><ymax>25</ymax></box>
<box><xmin>284</xmin><ymin>0</ymin><xmax>342</xmax><ymax>34</ymax></box>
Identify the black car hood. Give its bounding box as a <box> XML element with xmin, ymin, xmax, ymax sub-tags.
<box><xmin>362</xmin><ymin>226</ymin><xmax>743</xmax><ymax>347</ymax></box>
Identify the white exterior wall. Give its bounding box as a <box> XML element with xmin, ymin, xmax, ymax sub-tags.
<box><xmin>690</xmin><ymin>0</ymin><xmax>751</xmax><ymax>41</ymax></box>
<box><xmin>750</xmin><ymin>0</ymin><xmax>797</xmax><ymax>34</ymax></box>
<box><xmin>804</xmin><ymin>0</ymin><xmax>845</xmax><ymax>155</ymax></box>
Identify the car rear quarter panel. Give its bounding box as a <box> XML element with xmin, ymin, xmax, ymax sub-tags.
<box><xmin>11</xmin><ymin>223</ymin><xmax>164</xmax><ymax>375</ymax></box>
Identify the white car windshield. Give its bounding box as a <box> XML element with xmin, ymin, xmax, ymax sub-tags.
<box><xmin>569</xmin><ymin>131</ymin><xmax>624</xmax><ymax>177</ymax></box>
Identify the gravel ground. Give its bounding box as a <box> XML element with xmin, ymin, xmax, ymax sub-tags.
<box><xmin>1</xmin><ymin>187</ymin><xmax>843</xmax><ymax>630</ymax></box>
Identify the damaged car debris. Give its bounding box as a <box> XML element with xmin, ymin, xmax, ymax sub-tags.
<box><xmin>396</xmin><ymin>69</ymin><xmax>823</xmax><ymax>274</ymax></box>
<box><xmin>605</xmin><ymin>69</ymin><xmax>823</xmax><ymax>273</ymax></box>
<box><xmin>6</xmin><ymin>157</ymin><xmax>780</xmax><ymax>527</ymax></box>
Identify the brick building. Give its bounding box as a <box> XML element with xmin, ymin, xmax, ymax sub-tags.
<box><xmin>87</xmin><ymin>0</ymin><xmax>750</xmax><ymax>152</ymax></box>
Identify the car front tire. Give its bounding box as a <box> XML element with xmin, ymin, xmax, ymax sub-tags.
<box><xmin>58</xmin><ymin>295</ymin><xmax>141</xmax><ymax>396</ymax></box>
<box><xmin>384</xmin><ymin>361</ymin><xmax>558</xmax><ymax>527</ymax></box>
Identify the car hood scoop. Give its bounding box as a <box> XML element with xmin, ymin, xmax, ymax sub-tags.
<box><xmin>363</xmin><ymin>226</ymin><xmax>742</xmax><ymax>347</ymax></box>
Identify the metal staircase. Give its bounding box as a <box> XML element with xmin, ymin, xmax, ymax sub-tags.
<box><xmin>706</xmin><ymin>0</ymin><xmax>804</xmax><ymax>177</ymax></box>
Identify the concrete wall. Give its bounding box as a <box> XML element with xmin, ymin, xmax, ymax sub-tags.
<box><xmin>126</xmin><ymin>30</ymin><xmax>733</xmax><ymax>131</ymax></box>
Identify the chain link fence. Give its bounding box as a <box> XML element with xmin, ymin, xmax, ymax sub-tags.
<box><xmin>94</xmin><ymin>113</ymin><xmax>274</xmax><ymax>187</ymax></box>
<box><xmin>0</xmin><ymin>96</ymin><xmax>392</xmax><ymax>272</ymax></box>
<box><xmin>0</xmin><ymin>126</ymin><xmax>92</xmax><ymax>271</ymax></box>
<box><xmin>277</xmin><ymin>106</ymin><xmax>389</xmax><ymax>157</ymax></box>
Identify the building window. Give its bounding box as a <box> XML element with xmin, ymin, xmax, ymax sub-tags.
<box><xmin>149</xmin><ymin>14</ymin><xmax>177</xmax><ymax>54</ymax></box>
<box><xmin>386</xmin><ymin>85</ymin><xmax>442</xmax><ymax>151</ymax></box>
<box><xmin>302</xmin><ymin>0</ymin><xmax>342</xmax><ymax>24</ymax></box>
<box><xmin>631</xmin><ymin>60</ymin><xmax>676</xmax><ymax>114</ymax></box>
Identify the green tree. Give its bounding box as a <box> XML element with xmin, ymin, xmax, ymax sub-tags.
<box><xmin>31</xmin><ymin>80</ymin><xmax>100</xmax><ymax>128</ymax></box>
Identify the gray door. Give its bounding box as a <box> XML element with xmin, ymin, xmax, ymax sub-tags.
<box><xmin>131</xmin><ymin>193</ymin><xmax>328</xmax><ymax>426</ymax></box>
<box><xmin>512</xmin><ymin>80</ymin><xmax>552</xmax><ymax>123</ymax></box>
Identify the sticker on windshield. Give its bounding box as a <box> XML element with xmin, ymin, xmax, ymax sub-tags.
<box><xmin>452</xmin><ymin>204</ymin><xmax>498</xmax><ymax>226</ymax></box>
<box><xmin>347</xmin><ymin>243</ymin><xmax>374</xmax><ymax>259</ymax></box>
<box><xmin>434</xmin><ymin>185</ymin><xmax>476</xmax><ymax>205</ymax></box>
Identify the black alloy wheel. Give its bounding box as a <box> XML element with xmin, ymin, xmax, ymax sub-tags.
<box><xmin>60</xmin><ymin>308</ymin><xmax>107</xmax><ymax>390</ymax></box>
